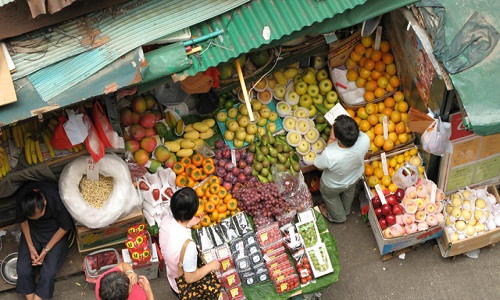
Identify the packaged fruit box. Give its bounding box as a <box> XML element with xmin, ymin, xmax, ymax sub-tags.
<box><xmin>216</xmin><ymin>101</ymin><xmax>283</xmax><ymax>149</ymax></box>
<box><xmin>295</xmin><ymin>220</ymin><xmax>321</xmax><ymax>249</ymax></box>
<box><xmin>305</xmin><ymin>243</ymin><xmax>334</xmax><ymax>278</ymax></box>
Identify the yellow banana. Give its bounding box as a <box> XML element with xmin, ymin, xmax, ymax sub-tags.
<box><xmin>2</xmin><ymin>151</ymin><xmax>9</xmax><ymax>173</ymax></box>
<box><xmin>35</xmin><ymin>140</ymin><xmax>43</xmax><ymax>163</ymax></box>
<box><xmin>73</xmin><ymin>145</ymin><xmax>80</xmax><ymax>153</ymax></box>
<box><xmin>0</xmin><ymin>154</ymin><xmax>5</xmax><ymax>177</ymax></box>
<box><xmin>77</xmin><ymin>144</ymin><xmax>83</xmax><ymax>151</ymax></box>
<box><xmin>25</xmin><ymin>138</ymin><xmax>33</xmax><ymax>165</ymax></box>
<box><xmin>30</xmin><ymin>139</ymin><xmax>38</xmax><ymax>164</ymax></box>
<box><xmin>68</xmin><ymin>146</ymin><xmax>74</xmax><ymax>153</ymax></box>
<box><xmin>1</xmin><ymin>131</ymin><xmax>6</xmax><ymax>142</ymax></box>
<box><xmin>18</xmin><ymin>126</ymin><xmax>25</xmax><ymax>148</ymax></box>
<box><xmin>12</xmin><ymin>126</ymin><xmax>21</xmax><ymax>148</ymax></box>
<box><xmin>42</xmin><ymin>132</ymin><xmax>55</xmax><ymax>158</ymax></box>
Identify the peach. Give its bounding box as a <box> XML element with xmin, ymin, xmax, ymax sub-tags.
<box><xmin>405</xmin><ymin>223</ymin><xmax>418</xmax><ymax>234</ymax></box>
<box><xmin>417</xmin><ymin>222</ymin><xmax>429</xmax><ymax>231</ymax></box>
<box><xmin>383</xmin><ymin>227</ymin><xmax>392</xmax><ymax>239</ymax></box>
<box><xmin>415</xmin><ymin>210</ymin><xmax>426</xmax><ymax>222</ymax></box>
<box><xmin>415</xmin><ymin>198</ymin><xmax>425</xmax><ymax>211</ymax></box>
<box><xmin>405</xmin><ymin>186</ymin><xmax>417</xmax><ymax>199</ymax></box>
<box><xmin>403</xmin><ymin>213</ymin><xmax>415</xmax><ymax>225</ymax></box>
<box><xmin>416</xmin><ymin>185</ymin><xmax>429</xmax><ymax>198</ymax></box>
<box><xmin>425</xmin><ymin>203</ymin><xmax>437</xmax><ymax>215</ymax></box>
<box><xmin>390</xmin><ymin>224</ymin><xmax>404</xmax><ymax>237</ymax></box>
<box><xmin>396</xmin><ymin>214</ymin><xmax>404</xmax><ymax>225</ymax></box>
<box><xmin>404</xmin><ymin>201</ymin><xmax>418</xmax><ymax>214</ymax></box>
<box><xmin>426</xmin><ymin>215</ymin><xmax>438</xmax><ymax>227</ymax></box>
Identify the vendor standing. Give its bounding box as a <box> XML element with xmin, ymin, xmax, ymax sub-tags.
<box><xmin>314</xmin><ymin>115</ymin><xmax>370</xmax><ymax>223</ymax></box>
<box><xmin>16</xmin><ymin>181</ymin><xmax>74</xmax><ymax>300</ymax></box>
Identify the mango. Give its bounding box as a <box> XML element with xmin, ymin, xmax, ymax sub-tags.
<box><xmin>192</xmin><ymin>122</ymin><xmax>209</xmax><ymax>133</ymax></box>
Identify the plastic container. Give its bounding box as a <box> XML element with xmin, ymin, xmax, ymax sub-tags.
<box><xmin>256</xmin><ymin>223</ymin><xmax>282</xmax><ymax>247</ymax></box>
<box><xmin>296</xmin><ymin>220</ymin><xmax>321</xmax><ymax>249</ymax></box>
<box><xmin>218</xmin><ymin>256</ymin><xmax>235</xmax><ymax>273</ymax></box>
<box><xmin>261</xmin><ymin>241</ymin><xmax>285</xmax><ymax>255</ymax></box>
<box><xmin>265</xmin><ymin>253</ymin><xmax>290</xmax><ymax>271</ymax></box>
<box><xmin>227</xmin><ymin>284</ymin><xmax>245</xmax><ymax>300</ymax></box>
<box><xmin>241</xmin><ymin>270</ymin><xmax>257</xmax><ymax>286</ymax></box>
<box><xmin>274</xmin><ymin>274</ymin><xmax>300</xmax><ymax>294</ymax></box>
<box><xmin>242</xmin><ymin>232</ymin><xmax>257</xmax><ymax>246</ymax></box>
<box><xmin>264</xmin><ymin>246</ymin><xmax>286</xmax><ymax>262</ymax></box>
<box><xmin>249</xmin><ymin>251</ymin><xmax>264</xmax><ymax>265</ymax></box>
<box><xmin>220</xmin><ymin>269</ymin><xmax>241</xmax><ymax>290</ymax></box>
<box><xmin>234</xmin><ymin>256</ymin><xmax>251</xmax><ymax>273</ymax></box>
<box><xmin>271</xmin><ymin>266</ymin><xmax>297</xmax><ymax>284</ymax></box>
<box><xmin>244</xmin><ymin>242</ymin><xmax>261</xmax><ymax>255</ymax></box>
<box><xmin>255</xmin><ymin>264</ymin><xmax>270</xmax><ymax>283</ymax></box>
<box><xmin>275</xmin><ymin>209</ymin><xmax>297</xmax><ymax>227</ymax></box>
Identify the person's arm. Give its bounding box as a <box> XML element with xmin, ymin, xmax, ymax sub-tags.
<box><xmin>184</xmin><ymin>260</ymin><xmax>220</xmax><ymax>284</ymax></box>
<box><xmin>20</xmin><ymin>220</ymin><xmax>40</xmax><ymax>264</ymax></box>
<box><xmin>138</xmin><ymin>275</ymin><xmax>154</xmax><ymax>300</ymax></box>
<box><xmin>326</xmin><ymin>125</ymin><xmax>336</xmax><ymax>146</ymax></box>
<box><xmin>116</xmin><ymin>262</ymin><xmax>139</xmax><ymax>286</ymax></box>
<box><xmin>33</xmin><ymin>227</ymin><xmax>68</xmax><ymax>265</ymax></box>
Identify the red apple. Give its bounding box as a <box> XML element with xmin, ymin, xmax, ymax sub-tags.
<box><xmin>386</xmin><ymin>214</ymin><xmax>396</xmax><ymax>226</ymax></box>
<box><xmin>379</xmin><ymin>218</ymin><xmax>387</xmax><ymax>230</ymax></box>
<box><xmin>371</xmin><ymin>195</ymin><xmax>382</xmax><ymax>209</ymax></box>
<box><xmin>392</xmin><ymin>204</ymin><xmax>404</xmax><ymax>215</ymax></box>
<box><xmin>381</xmin><ymin>204</ymin><xmax>392</xmax><ymax>216</ymax></box>
<box><xmin>386</xmin><ymin>194</ymin><xmax>399</xmax><ymax>206</ymax></box>
<box><xmin>374</xmin><ymin>207</ymin><xmax>383</xmax><ymax>219</ymax></box>
<box><xmin>395</xmin><ymin>188</ymin><xmax>405</xmax><ymax>201</ymax></box>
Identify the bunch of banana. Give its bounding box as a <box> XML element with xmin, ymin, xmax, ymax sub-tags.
<box><xmin>1</xmin><ymin>128</ymin><xmax>11</xmax><ymax>143</ymax></box>
<box><xmin>68</xmin><ymin>143</ymin><xmax>84</xmax><ymax>153</ymax></box>
<box><xmin>11</xmin><ymin>123</ymin><xmax>26</xmax><ymax>149</ymax></box>
<box><xmin>24</xmin><ymin>133</ymin><xmax>44</xmax><ymax>165</ymax></box>
<box><xmin>0</xmin><ymin>146</ymin><xmax>10</xmax><ymax>178</ymax></box>
<box><xmin>46</xmin><ymin>117</ymin><xmax>59</xmax><ymax>131</ymax></box>
<box><xmin>41</xmin><ymin>128</ymin><xmax>55</xmax><ymax>158</ymax></box>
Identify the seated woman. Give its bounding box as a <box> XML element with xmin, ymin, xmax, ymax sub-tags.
<box><xmin>95</xmin><ymin>262</ymin><xmax>154</xmax><ymax>300</ymax></box>
<box><xmin>16</xmin><ymin>181</ymin><xmax>74</xmax><ymax>300</ymax></box>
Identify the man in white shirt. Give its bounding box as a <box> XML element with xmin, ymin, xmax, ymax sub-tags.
<box><xmin>314</xmin><ymin>115</ymin><xmax>370</xmax><ymax>223</ymax></box>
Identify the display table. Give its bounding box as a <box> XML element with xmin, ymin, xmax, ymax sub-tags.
<box><xmin>242</xmin><ymin>208</ymin><xmax>340</xmax><ymax>299</ymax></box>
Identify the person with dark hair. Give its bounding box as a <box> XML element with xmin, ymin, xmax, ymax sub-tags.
<box><xmin>95</xmin><ymin>262</ymin><xmax>154</xmax><ymax>300</ymax></box>
<box><xmin>314</xmin><ymin>115</ymin><xmax>370</xmax><ymax>223</ymax></box>
<box><xmin>159</xmin><ymin>187</ymin><xmax>221</xmax><ymax>297</ymax></box>
<box><xmin>15</xmin><ymin>181</ymin><xmax>74</xmax><ymax>300</ymax></box>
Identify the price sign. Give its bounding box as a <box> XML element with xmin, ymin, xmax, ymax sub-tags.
<box><xmin>382</xmin><ymin>115</ymin><xmax>389</xmax><ymax>141</ymax></box>
<box><xmin>381</xmin><ymin>153</ymin><xmax>389</xmax><ymax>176</ymax></box>
<box><xmin>231</xmin><ymin>149</ymin><xmax>236</xmax><ymax>167</ymax></box>
<box><xmin>86</xmin><ymin>158</ymin><xmax>99</xmax><ymax>181</ymax></box>
<box><xmin>375</xmin><ymin>184</ymin><xmax>387</xmax><ymax>204</ymax></box>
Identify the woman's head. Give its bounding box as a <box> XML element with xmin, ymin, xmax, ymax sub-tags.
<box><xmin>170</xmin><ymin>187</ymin><xmax>198</xmax><ymax>222</ymax></box>
<box><xmin>333</xmin><ymin>115</ymin><xmax>359</xmax><ymax>147</ymax></box>
<box><xmin>21</xmin><ymin>189</ymin><xmax>46</xmax><ymax>220</ymax></box>
<box><xmin>99</xmin><ymin>271</ymin><xmax>130</xmax><ymax>300</ymax></box>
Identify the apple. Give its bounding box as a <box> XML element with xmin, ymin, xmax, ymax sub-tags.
<box><xmin>386</xmin><ymin>194</ymin><xmax>398</xmax><ymax>206</ymax></box>
<box><xmin>307</xmin><ymin>84</ymin><xmax>320</xmax><ymax>97</ymax></box>
<box><xmin>325</xmin><ymin>90</ymin><xmax>338</xmax><ymax>103</ymax></box>
<box><xmin>302</xmin><ymin>70</ymin><xmax>317</xmax><ymax>84</ymax></box>
<box><xmin>233</xmin><ymin>139</ymin><xmax>244</xmax><ymax>148</ymax></box>
<box><xmin>283</xmin><ymin>116</ymin><xmax>297</xmax><ymax>131</ymax></box>
<box><xmin>371</xmin><ymin>195</ymin><xmax>382</xmax><ymax>209</ymax></box>
<box><xmin>404</xmin><ymin>201</ymin><xmax>417</xmax><ymax>214</ymax></box>
<box><xmin>316</xmin><ymin>69</ymin><xmax>329</xmax><ymax>81</ymax></box>
<box><xmin>226</xmin><ymin>120</ymin><xmax>239</xmax><ymax>132</ymax></box>
<box><xmin>216</xmin><ymin>111</ymin><xmax>228</xmax><ymax>122</ymax></box>
<box><xmin>299</xmin><ymin>94</ymin><xmax>313</xmax><ymax>109</ymax></box>
<box><xmin>268</xmin><ymin>112</ymin><xmax>278</xmax><ymax>122</ymax></box>
<box><xmin>312</xmin><ymin>138</ymin><xmax>326</xmax><ymax>153</ymax></box>
<box><xmin>276</xmin><ymin>102</ymin><xmax>291</xmax><ymax>116</ymax></box>
<box><xmin>303</xmin><ymin>151</ymin><xmax>317</xmax><ymax>165</ymax></box>
<box><xmin>285</xmin><ymin>91</ymin><xmax>300</xmax><ymax>105</ymax></box>
<box><xmin>235</xmin><ymin>128</ymin><xmax>247</xmax><ymax>141</ymax></box>
<box><xmin>257</xmin><ymin>117</ymin><xmax>268</xmax><ymax>127</ymax></box>
<box><xmin>312</xmin><ymin>95</ymin><xmax>324</xmax><ymax>105</ymax></box>
<box><xmin>295</xmin><ymin>81</ymin><xmax>308</xmax><ymax>95</ymax></box>
<box><xmin>238</xmin><ymin>115</ymin><xmax>249</xmax><ymax>127</ymax></box>
<box><xmin>297</xmin><ymin>140</ymin><xmax>310</xmax><ymax>154</ymax></box>
<box><xmin>381</xmin><ymin>204</ymin><xmax>392</xmax><ymax>216</ymax></box>
<box><xmin>375</xmin><ymin>207</ymin><xmax>383</xmax><ymax>219</ymax></box>
<box><xmin>392</xmin><ymin>204</ymin><xmax>404</xmax><ymax>215</ymax></box>
<box><xmin>293</xmin><ymin>74</ymin><xmax>303</xmax><ymax>84</ymax></box>
<box><xmin>379</xmin><ymin>218</ymin><xmax>387</xmax><ymax>230</ymax></box>
<box><xmin>308</xmin><ymin>105</ymin><xmax>317</xmax><ymax>118</ymax></box>
<box><xmin>246</xmin><ymin>123</ymin><xmax>257</xmax><ymax>135</ymax></box>
<box><xmin>286</xmin><ymin>131</ymin><xmax>302</xmax><ymax>146</ymax></box>
<box><xmin>224</xmin><ymin>130</ymin><xmax>235</xmax><ymax>141</ymax></box>
<box><xmin>266</xmin><ymin>122</ymin><xmax>277</xmax><ymax>133</ymax></box>
<box><xmin>274</xmin><ymin>86</ymin><xmax>286</xmax><ymax>100</ymax></box>
<box><xmin>323</xmin><ymin>101</ymin><xmax>334</xmax><ymax>110</ymax></box>
<box><xmin>395</xmin><ymin>188</ymin><xmax>405</xmax><ymax>201</ymax></box>
<box><xmin>386</xmin><ymin>214</ymin><xmax>396</xmax><ymax>226</ymax></box>
<box><xmin>227</xmin><ymin>107</ymin><xmax>238</xmax><ymax>119</ymax></box>
<box><xmin>314</xmin><ymin>56</ymin><xmax>325</xmax><ymax>69</ymax></box>
<box><xmin>319</xmin><ymin>79</ymin><xmax>333</xmax><ymax>94</ymax></box>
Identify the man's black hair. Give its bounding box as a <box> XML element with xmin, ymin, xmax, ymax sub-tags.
<box><xmin>21</xmin><ymin>190</ymin><xmax>45</xmax><ymax>218</ymax></box>
<box><xmin>333</xmin><ymin>115</ymin><xmax>359</xmax><ymax>147</ymax></box>
<box><xmin>99</xmin><ymin>271</ymin><xmax>129</xmax><ymax>300</ymax></box>
<box><xmin>170</xmin><ymin>187</ymin><xmax>198</xmax><ymax>222</ymax></box>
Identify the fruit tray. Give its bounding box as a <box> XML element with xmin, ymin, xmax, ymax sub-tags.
<box><xmin>295</xmin><ymin>220</ymin><xmax>321</xmax><ymax>249</ymax></box>
<box><xmin>305</xmin><ymin>243</ymin><xmax>334</xmax><ymax>278</ymax></box>
<box><xmin>216</xmin><ymin>101</ymin><xmax>284</xmax><ymax>150</ymax></box>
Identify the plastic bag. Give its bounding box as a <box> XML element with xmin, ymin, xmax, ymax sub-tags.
<box><xmin>421</xmin><ymin>117</ymin><xmax>453</xmax><ymax>156</ymax></box>
<box><xmin>50</xmin><ymin>115</ymin><xmax>73</xmax><ymax>150</ymax></box>
<box><xmin>392</xmin><ymin>162</ymin><xmax>419</xmax><ymax>189</ymax></box>
<box><xmin>64</xmin><ymin>110</ymin><xmax>88</xmax><ymax>145</ymax></box>
<box><xmin>80</xmin><ymin>107</ymin><xmax>105</xmax><ymax>162</ymax></box>
<box><xmin>58</xmin><ymin>154</ymin><xmax>141</xmax><ymax>228</ymax></box>
<box><xmin>272</xmin><ymin>167</ymin><xmax>313</xmax><ymax>212</ymax></box>
<box><xmin>92</xmin><ymin>101</ymin><xmax>124</xmax><ymax>149</ymax></box>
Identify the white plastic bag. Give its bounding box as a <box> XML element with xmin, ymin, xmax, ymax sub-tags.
<box><xmin>421</xmin><ymin>117</ymin><xmax>453</xmax><ymax>156</ymax></box>
<box><xmin>59</xmin><ymin>154</ymin><xmax>141</xmax><ymax>228</ymax></box>
<box><xmin>64</xmin><ymin>109</ymin><xmax>88</xmax><ymax>145</ymax></box>
<box><xmin>392</xmin><ymin>163</ymin><xmax>419</xmax><ymax>189</ymax></box>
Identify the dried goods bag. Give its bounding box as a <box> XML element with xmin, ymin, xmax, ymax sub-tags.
<box><xmin>59</xmin><ymin>153</ymin><xmax>141</xmax><ymax>228</ymax></box>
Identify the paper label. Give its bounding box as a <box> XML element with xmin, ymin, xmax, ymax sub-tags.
<box><xmin>86</xmin><ymin>158</ymin><xmax>99</xmax><ymax>181</ymax></box>
<box><xmin>375</xmin><ymin>184</ymin><xmax>387</xmax><ymax>204</ymax></box>
<box><xmin>381</xmin><ymin>153</ymin><xmax>389</xmax><ymax>176</ymax></box>
<box><xmin>324</xmin><ymin>102</ymin><xmax>349</xmax><ymax>125</ymax></box>
<box><xmin>231</xmin><ymin>149</ymin><xmax>236</xmax><ymax>167</ymax></box>
<box><xmin>383</xmin><ymin>115</ymin><xmax>389</xmax><ymax>140</ymax></box>
<box><xmin>374</xmin><ymin>26</ymin><xmax>383</xmax><ymax>51</ymax></box>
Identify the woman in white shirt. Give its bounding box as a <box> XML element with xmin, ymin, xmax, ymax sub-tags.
<box><xmin>159</xmin><ymin>187</ymin><xmax>221</xmax><ymax>298</ymax></box>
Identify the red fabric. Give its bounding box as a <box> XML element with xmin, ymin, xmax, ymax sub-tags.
<box><xmin>95</xmin><ymin>266</ymin><xmax>147</xmax><ymax>300</ymax></box>
<box><xmin>204</xmin><ymin>67</ymin><xmax>221</xmax><ymax>88</ymax></box>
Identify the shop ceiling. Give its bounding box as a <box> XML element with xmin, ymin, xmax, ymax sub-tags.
<box><xmin>1</xmin><ymin>0</ymin><xmax>417</xmax><ymax>127</ymax></box>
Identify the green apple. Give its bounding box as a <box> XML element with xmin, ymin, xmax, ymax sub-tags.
<box><xmin>245</xmin><ymin>134</ymin><xmax>255</xmax><ymax>143</ymax></box>
<box><xmin>299</xmin><ymin>94</ymin><xmax>313</xmax><ymax>109</ymax></box>
<box><xmin>233</xmin><ymin>139</ymin><xmax>245</xmax><ymax>148</ymax></box>
<box><xmin>319</xmin><ymin>79</ymin><xmax>333</xmax><ymax>94</ymax></box>
<box><xmin>303</xmin><ymin>150</ymin><xmax>317</xmax><ymax>165</ymax></box>
<box><xmin>308</xmin><ymin>105</ymin><xmax>317</xmax><ymax>118</ymax></box>
<box><xmin>257</xmin><ymin>117</ymin><xmax>268</xmax><ymax>127</ymax></box>
<box><xmin>323</xmin><ymin>101</ymin><xmax>335</xmax><ymax>110</ymax></box>
<box><xmin>224</xmin><ymin>130</ymin><xmax>235</xmax><ymax>141</ymax></box>
<box><xmin>226</xmin><ymin>120</ymin><xmax>239</xmax><ymax>132</ymax></box>
<box><xmin>235</xmin><ymin>128</ymin><xmax>247</xmax><ymax>140</ymax></box>
<box><xmin>316</xmin><ymin>69</ymin><xmax>329</xmax><ymax>81</ymax></box>
<box><xmin>266</xmin><ymin>122</ymin><xmax>277</xmax><ymax>133</ymax></box>
<box><xmin>293</xmin><ymin>74</ymin><xmax>303</xmax><ymax>85</ymax></box>
<box><xmin>294</xmin><ymin>107</ymin><xmax>309</xmax><ymax>119</ymax></box>
<box><xmin>307</xmin><ymin>84</ymin><xmax>319</xmax><ymax>97</ymax></box>
<box><xmin>296</xmin><ymin>119</ymin><xmax>310</xmax><ymax>134</ymax></box>
<box><xmin>216</xmin><ymin>111</ymin><xmax>228</xmax><ymax>122</ymax></box>
<box><xmin>276</xmin><ymin>101</ymin><xmax>291</xmax><ymax>116</ymax></box>
<box><xmin>302</xmin><ymin>70</ymin><xmax>317</xmax><ymax>85</ymax></box>
<box><xmin>259</xmin><ymin>106</ymin><xmax>271</xmax><ymax>119</ymax></box>
<box><xmin>238</xmin><ymin>115</ymin><xmax>249</xmax><ymax>127</ymax></box>
<box><xmin>246</xmin><ymin>123</ymin><xmax>258</xmax><ymax>135</ymax></box>
<box><xmin>283</xmin><ymin>116</ymin><xmax>297</xmax><ymax>131</ymax></box>
<box><xmin>325</xmin><ymin>90</ymin><xmax>338</xmax><ymax>104</ymax></box>
<box><xmin>314</xmin><ymin>56</ymin><xmax>325</xmax><ymax>69</ymax></box>
<box><xmin>227</xmin><ymin>107</ymin><xmax>238</xmax><ymax>119</ymax></box>
<box><xmin>312</xmin><ymin>95</ymin><xmax>324</xmax><ymax>105</ymax></box>
<box><xmin>268</xmin><ymin>112</ymin><xmax>278</xmax><ymax>122</ymax></box>
<box><xmin>285</xmin><ymin>91</ymin><xmax>300</xmax><ymax>106</ymax></box>
<box><xmin>273</xmin><ymin>85</ymin><xmax>286</xmax><ymax>100</ymax></box>
<box><xmin>305</xmin><ymin>128</ymin><xmax>319</xmax><ymax>143</ymax></box>
<box><xmin>295</xmin><ymin>81</ymin><xmax>308</xmax><ymax>95</ymax></box>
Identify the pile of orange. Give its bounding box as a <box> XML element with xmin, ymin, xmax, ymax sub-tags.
<box><xmin>345</xmin><ymin>36</ymin><xmax>400</xmax><ymax>102</ymax></box>
<box><xmin>350</xmin><ymin>91</ymin><xmax>411</xmax><ymax>153</ymax></box>
<box><xmin>173</xmin><ymin>154</ymin><xmax>215</xmax><ymax>188</ymax></box>
<box><xmin>192</xmin><ymin>176</ymin><xmax>240</xmax><ymax>229</ymax></box>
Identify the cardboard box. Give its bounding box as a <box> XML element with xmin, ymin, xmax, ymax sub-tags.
<box><xmin>122</xmin><ymin>243</ymin><xmax>160</xmax><ymax>280</ymax></box>
<box><xmin>76</xmin><ymin>208</ymin><xmax>144</xmax><ymax>252</ymax></box>
<box><xmin>437</xmin><ymin>185</ymin><xmax>500</xmax><ymax>257</ymax></box>
<box><xmin>78</xmin><ymin>236</ymin><xmax>127</xmax><ymax>255</ymax></box>
<box><xmin>364</xmin><ymin>181</ymin><xmax>444</xmax><ymax>255</ymax></box>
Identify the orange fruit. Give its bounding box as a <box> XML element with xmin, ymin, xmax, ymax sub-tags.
<box><xmin>388</xmin><ymin>132</ymin><xmax>398</xmax><ymax>142</ymax></box>
<box><xmin>382</xmin><ymin>107</ymin><xmax>393</xmax><ymax>117</ymax></box>
<box><xmin>370</xmin><ymin>70</ymin><xmax>383</xmax><ymax>80</ymax></box>
<box><xmin>200</xmin><ymin>215</ymin><xmax>211</xmax><ymax>227</ymax></box>
<box><xmin>381</xmin><ymin>175</ymin><xmax>392</xmax><ymax>187</ymax></box>
<box><xmin>406</xmin><ymin>125</ymin><xmax>412</xmax><ymax>134</ymax></box>
<box><xmin>398</xmin><ymin>133</ymin><xmax>409</xmax><ymax>144</ymax></box>
<box><xmin>374</xmin><ymin>168</ymin><xmax>384</xmax><ymax>179</ymax></box>
<box><xmin>357</xmin><ymin>107</ymin><xmax>368</xmax><ymax>119</ymax></box>
<box><xmin>216</xmin><ymin>203</ymin><xmax>227</xmax><ymax>213</ymax></box>
<box><xmin>350</xmin><ymin>51</ymin><xmax>362</xmax><ymax>62</ymax></box>
<box><xmin>346</xmin><ymin>58</ymin><xmax>358</xmax><ymax>70</ymax></box>
<box><xmin>383</xmin><ymin>139</ymin><xmax>394</xmax><ymax>151</ymax></box>
<box><xmin>364</xmin><ymin>164</ymin><xmax>374</xmax><ymax>176</ymax></box>
<box><xmin>365</xmin><ymin>129</ymin><xmax>375</xmax><ymax>141</ymax></box>
<box><xmin>379</xmin><ymin>41</ymin><xmax>391</xmax><ymax>53</ymax></box>
<box><xmin>346</xmin><ymin>109</ymin><xmax>355</xmax><ymax>118</ymax></box>
<box><xmin>388</xmin><ymin>183</ymin><xmax>398</xmax><ymax>193</ymax></box>
<box><xmin>353</xmin><ymin>116</ymin><xmax>362</xmax><ymax>124</ymax></box>
<box><xmin>400</xmin><ymin>112</ymin><xmax>408</xmax><ymax>123</ymax></box>
<box><xmin>204</xmin><ymin>201</ymin><xmax>215</xmax><ymax>213</ymax></box>
<box><xmin>371</xmin><ymin>50</ymin><xmax>383</xmax><ymax>62</ymax></box>
<box><xmin>374</xmin><ymin>87</ymin><xmax>385</xmax><ymax>98</ymax></box>
<box><xmin>365</xmin><ymin>47</ymin><xmax>373</xmax><ymax>59</ymax></box>
<box><xmin>369</xmin><ymin>142</ymin><xmax>380</xmax><ymax>153</ymax></box>
<box><xmin>210</xmin><ymin>210</ymin><xmax>219</xmax><ymax>222</ymax></box>
<box><xmin>384</xmin><ymin>97</ymin><xmax>395</xmax><ymax>108</ymax></box>
<box><xmin>374</xmin><ymin>134</ymin><xmax>385</xmax><ymax>147</ymax></box>
<box><xmin>375</xmin><ymin>61</ymin><xmax>386</xmax><ymax>73</ymax></box>
<box><xmin>365</xmin><ymin>80</ymin><xmax>378</xmax><ymax>92</ymax></box>
<box><xmin>377</xmin><ymin>102</ymin><xmax>386</xmax><ymax>113</ymax></box>
<box><xmin>364</xmin><ymin>91</ymin><xmax>375</xmax><ymax>102</ymax></box>
<box><xmin>356</xmin><ymin>77</ymin><xmax>367</xmax><ymax>88</ymax></box>
<box><xmin>364</xmin><ymin>59</ymin><xmax>375</xmax><ymax>71</ymax></box>
<box><xmin>387</xmin><ymin>120</ymin><xmax>396</xmax><ymax>133</ymax></box>
<box><xmin>385</xmin><ymin>84</ymin><xmax>395</xmax><ymax>93</ymax></box>
<box><xmin>359</xmin><ymin>56</ymin><xmax>367</xmax><ymax>67</ymax></box>
<box><xmin>377</xmin><ymin>76</ymin><xmax>389</xmax><ymax>89</ymax></box>
<box><xmin>374</xmin><ymin>124</ymin><xmax>384</xmax><ymax>135</ymax></box>
<box><xmin>354</xmin><ymin>43</ymin><xmax>366</xmax><ymax>56</ymax></box>
<box><xmin>393</xmin><ymin>91</ymin><xmax>404</xmax><ymax>102</ymax></box>
<box><xmin>359</xmin><ymin>67</ymin><xmax>371</xmax><ymax>79</ymax></box>
<box><xmin>390</xmin><ymin>111</ymin><xmax>401</xmax><ymax>123</ymax></box>
<box><xmin>367</xmin><ymin>114</ymin><xmax>379</xmax><ymax>126</ymax></box>
<box><xmin>389</xmin><ymin>75</ymin><xmax>400</xmax><ymax>88</ymax></box>
<box><xmin>397</xmin><ymin>101</ymin><xmax>409</xmax><ymax>113</ymax></box>
<box><xmin>382</xmin><ymin>53</ymin><xmax>394</xmax><ymax>64</ymax></box>
<box><xmin>359</xmin><ymin>120</ymin><xmax>371</xmax><ymax>132</ymax></box>
<box><xmin>346</xmin><ymin>69</ymin><xmax>359</xmax><ymax>81</ymax></box>
<box><xmin>365</xmin><ymin>103</ymin><xmax>378</xmax><ymax>114</ymax></box>
<box><xmin>361</xmin><ymin>36</ymin><xmax>373</xmax><ymax>48</ymax></box>
<box><xmin>386</xmin><ymin>63</ymin><xmax>397</xmax><ymax>75</ymax></box>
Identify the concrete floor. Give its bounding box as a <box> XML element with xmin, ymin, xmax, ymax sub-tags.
<box><xmin>1</xmin><ymin>194</ymin><xmax>500</xmax><ymax>300</ymax></box>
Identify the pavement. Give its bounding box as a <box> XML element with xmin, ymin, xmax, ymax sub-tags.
<box><xmin>1</xmin><ymin>191</ymin><xmax>500</xmax><ymax>300</ymax></box>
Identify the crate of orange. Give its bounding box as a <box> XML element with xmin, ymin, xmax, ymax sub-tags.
<box><xmin>328</xmin><ymin>30</ymin><xmax>400</xmax><ymax>110</ymax></box>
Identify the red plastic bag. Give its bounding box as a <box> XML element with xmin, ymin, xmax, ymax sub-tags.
<box><xmin>92</xmin><ymin>101</ymin><xmax>113</xmax><ymax>148</ymax></box>
<box><xmin>50</xmin><ymin>115</ymin><xmax>73</xmax><ymax>150</ymax></box>
<box><xmin>80</xmin><ymin>107</ymin><xmax>105</xmax><ymax>162</ymax></box>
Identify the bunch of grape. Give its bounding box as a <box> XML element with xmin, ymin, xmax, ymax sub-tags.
<box><xmin>234</xmin><ymin>181</ymin><xmax>291</xmax><ymax>219</ymax></box>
